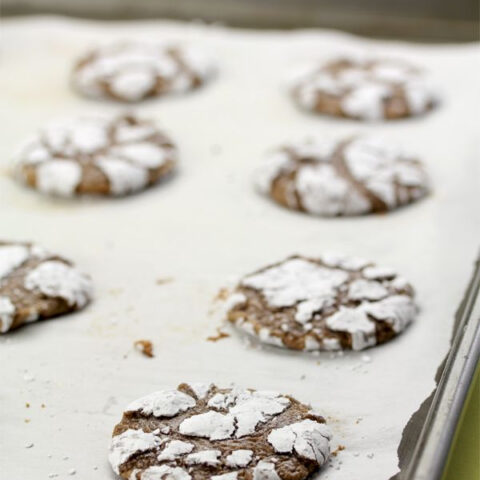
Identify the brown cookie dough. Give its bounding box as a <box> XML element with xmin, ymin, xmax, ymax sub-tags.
<box><xmin>0</xmin><ymin>241</ymin><xmax>93</xmax><ymax>333</ymax></box>
<box><xmin>291</xmin><ymin>56</ymin><xmax>439</xmax><ymax>120</ymax></box>
<box><xmin>72</xmin><ymin>42</ymin><xmax>215</xmax><ymax>102</ymax></box>
<box><xmin>255</xmin><ymin>135</ymin><xmax>430</xmax><ymax>217</ymax></box>
<box><xmin>109</xmin><ymin>383</ymin><xmax>331</xmax><ymax>480</ymax></box>
<box><xmin>13</xmin><ymin>113</ymin><xmax>177</xmax><ymax>197</ymax></box>
<box><xmin>225</xmin><ymin>254</ymin><xmax>417</xmax><ymax>351</ymax></box>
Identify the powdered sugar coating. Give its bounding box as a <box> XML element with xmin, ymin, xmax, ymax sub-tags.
<box><xmin>223</xmin><ymin>293</ymin><xmax>247</xmax><ymax>312</ymax></box>
<box><xmin>206</xmin><ymin>389</ymin><xmax>292</xmax><ymax>438</ymax></box>
<box><xmin>348</xmin><ymin>279</ymin><xmax>389</xmax><ymax>301</ymax></box>
<box><xmin>296</xmin><ymin>164</ymin><xmax>370</xmax><ymax>216</ymax></box>
<box><xmin>179</xmin><ymin>411</ymin><xmax>235</xmax><ymax>440</ymax></box>
<box><xmin>363</xmin><ymin>295</ymin><xmax>417</xmax><ymax>333</ymax></box>
<box><xmin>255</xmin><ymin>135</ymin><xmax>430</xmax><ymax>217</ymax></box>
<box><xmin>253</xmin><ymin>461</ymin><xmax>281</xmax><ymax>480</ymax></box>
<box><xmin>320</xmin><ymin>252</ymin><xmax>371</xmax><ymax>271</ymax></box>
<box><xmin>0</xmin><ymin>242</ymin><xmax>93</xmax><ymax>333</ymax></box>
<box><xmin>72</xmin><ymin>42</ymin><xmax>215</xmax><ymax>102</ymax></box>
<box><xmin>0</xmin><ymin>296</ymin><xmax>15</xmax><ymax>333</ymax></box>
<box><xmin>212</xmin><ymin>473</ymin><xmax>238</xmax><ymax>480</ymax></box>
<box><xmin>225</xmin><ymin>449</ymin><xmax>253</xmax><ymax>467</ymax></box>
<box><xmin>185</xmin><ymin>450</ymin><xmax>221</xmax><ymax>466</ymax></box>
<box><xmin>127</xmin><ymin>390</ymin><xmax>196</xmax><ymax>418</ymax></box>
<box><xmin>157</xmin><ymin>441</ymin><xmax>194</xmax><ymax>462</ymax></box>
<box><xmin>363</xmin><ymin>266</ymin><xmax>397</xmax><ymax>280</ymax></box>
<box><xmin>242</xmin><ymin>258</ymin><xmax>348</xmax><ymax>308</ymax></box>
<box><xmin>325</xmin><ymin>307</ymin><xmax>377</xmax><ymax>351</ymax></box>
<box><xmin>95</xmin><ymin>157</ymin><xmax>149</xmax><ymax>195</ymax></box>
<box><xmin>109</xmin><ymin>429</ymin><xmax>163</xmax><ymax>474</ymax></box>
<box><xmin>35</xmin><ymin>160</ymin><xmax>83</xmax><ymax>196</ymax></box>
<box><xmin>268</xmin><ymin>419</ymin><xmax>331</xmax><ymax>462</ymax></box>
<box><xmin>14</xmin><ymin>113</ymin><xmax>177</xmax><ymax>197</ymax></box>
<box><xmin>139</xmin><ymin>466</ymin><xmax>191</xmax><ymax>480</ymax></box>
<box><xmin>110</xmin><ymin>384</ymin><xmax>330</xmax><ymax>480</ymax></box>
<box><xmin>24</xmin><ymin>261</ymin><xmax>92</xmax><ymax>308</ymax></box>
<box><xmin>227</xmin><ymin>254</ymin><xmax>417</xmax><ymax>351</ymax></box>
<box><xmin>0</xmin><ymin>244</ymin><xmax>30</xmax><ymax>278</ymax></box>
<box><xmin>185</xmin><ymin>382</ymin><xmax>213</xmax><ymax>400</ymax></box>
<box><xmin>292</xmin><ymin>56</ymin><xmax>439</xmax><ymax>120</ymax></box>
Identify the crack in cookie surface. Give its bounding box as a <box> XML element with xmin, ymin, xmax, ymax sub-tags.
<box><xmin>255</xmin><ymin>135</ymin><xmax>430</xmax><ymax>217</ymax></box>
<box><xmin>226</xmin><ymin>254</ymin><xmax>417</xmax><ymax>351</ymax></box>
<box><xmin>72</xmin><ymin>42</ymin><xmax>215</xmax><ymax>102</ymax></box>
<box><xmin>291</xmin><ymin>56</ymin><xmax>439</xmax><ymax>120</ymax></box>
<box><xmin>14</xmin><ymin>113</ymin><xmax>177</xmax><ymax>197</ymax></box>
<box><xmin>0</xmin><ymin>241</ymin><xmax>93</xmax><ymax>333</ymax></box>
<box><xmin>109</xmin><ymin>383</ymin><xmax>331</xmax><ymax>480</ymax></box>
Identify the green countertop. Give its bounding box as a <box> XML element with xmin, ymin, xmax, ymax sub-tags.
<box><xmin>442</xmin><ymin>362</ymin><xmax>480</xmax><ymax>480</ymax></box>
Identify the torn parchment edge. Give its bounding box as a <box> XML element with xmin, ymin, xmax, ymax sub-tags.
<box><xmin>391</xmin><ymin>250</ymin><xmax>480</xmax><ymax>480</ymax></box>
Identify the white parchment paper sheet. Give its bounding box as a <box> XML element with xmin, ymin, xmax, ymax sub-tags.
<box><xmin>0</xmin><ymin>17</ymin><xmax>479</xmax><ymax>480</ymax></box>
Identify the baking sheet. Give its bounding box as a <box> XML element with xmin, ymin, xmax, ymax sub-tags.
<box><xmin>0</xmin><ymin>17</ymin><xmax>479</xmax><ymax>480</ymax></box>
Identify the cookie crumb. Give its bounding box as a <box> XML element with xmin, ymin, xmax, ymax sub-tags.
<box><xmin>134</xmin><ymin>340</ymin><xmax>154</xmax><ymax>358</ymax></box>
<box><xmin>207</xmin><ymin>328</ymin><xmax>230</xmax><ymax>342</ymax></box>
<box><xmin>24</xmin><ymin>418</ymin><xmax>30</xmax><ymax>423</ymax></box>
<box><xmin>214</xmin><ymin>288</ymin><xmax>230</xmax><ymax>302</ymax></box>
<box><xmin>331</xmin><ymin>445</ymin><xmax>345</xmax><ymax>457</ymax></box>
<box><xmin>25</xmin><ymin>402</ymin><xmax>30</xmax><ymax>408</ymax></box>
<box><xmin>156</xmin><ymin>277</ymin><xmax>174</xmax><ymax>285</ymax></box>
<box><xmin>41</xmin><ymin>403</ymin><xmax>46</xmax><ymax>408</ymax></box>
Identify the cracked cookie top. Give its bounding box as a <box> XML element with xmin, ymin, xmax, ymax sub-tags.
<box><xmin>109</xmin><ymin>383</ymin><xmax>331</xmax><ymax>480</ymax></box>
<box><xmin>255</xmin><ymin>135</ymin><xmax>430</xmax><ymax>216</ymax></box>
<box><xmin>13</xmin><ymin>113</ymin><xmax>177</xmax><ymax>197</ymax></box>
<box><xmin>291</xmin><ymin>56</ymin><xmax>439</xmax><ymax>121</ymax></box>
<box><xmin>72</xmin><ymin>42</ymin><xmax>215</xmax><ymax>102</ymax></box>
<box><xmin>0</xmin><ymin>241</ymin><xmax>92</xmax><ymax>333</ymax></box>
<box><xmin>226</xmin><ymin>254</ymin><xmax>417</xmax><ymax>351</ymax></box>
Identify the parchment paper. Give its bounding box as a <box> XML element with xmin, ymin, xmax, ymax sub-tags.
<box><xmin>0</xmin><ymin>17</ymin><xmax>479</xmax><ymax>480</ymax></box>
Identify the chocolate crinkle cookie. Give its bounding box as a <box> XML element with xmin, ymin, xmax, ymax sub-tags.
<box><xmin>0</xmin><ymin>241</ymin><xmax>92</xmax><ymax>333</ymax></box>
<box><xmin>291</xmin><ymin>55</ymin><xmax>439</xmax><ymax>121</ymax></box>
<box><xmin>13</xmin><ymin>113</ymin><xmax>177</xmax><ymax>197</ymax></box>
<box><xmin>109</xmin><ymin>383</ymin><xmax>331</xmax><ymax>480</ymax></box>
<box><xmin>72</xmin><ymin>42</ymin><xmax>215</xmax><ymax>102</ymax></box>
<box><xmin>226</xmin><ymin>254</ymin><xmax>417</xmax><ymax>351</ymax></box>
<box><xmin>255</xmin><ymin>135</ymin><xmax>430</xmax><ymax>217</ymax></box>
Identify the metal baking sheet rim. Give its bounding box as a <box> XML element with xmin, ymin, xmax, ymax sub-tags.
<box><xmin>394</xmin><ymin>252</ymin><xmax>480</xmax><ymax>480</ymax></box>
